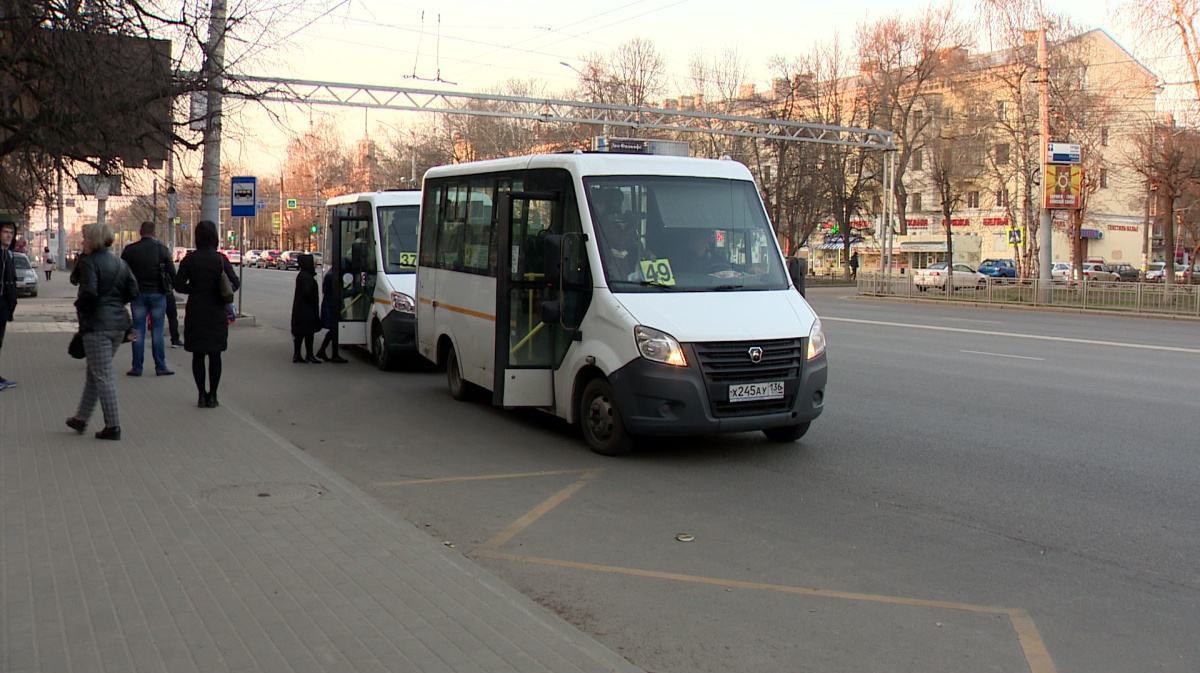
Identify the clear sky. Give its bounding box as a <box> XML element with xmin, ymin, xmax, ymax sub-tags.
<box><xmin>217</xmin><ymin>0</ymin><xmax>1138</xmax><ymax>171</ymax></box>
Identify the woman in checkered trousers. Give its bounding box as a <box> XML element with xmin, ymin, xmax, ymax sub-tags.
<box><xmin>65</xmin><ymin>223</ymin><xmax>139</xmax><ymax>441</ymax></box>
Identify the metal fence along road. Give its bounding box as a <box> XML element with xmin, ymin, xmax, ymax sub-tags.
<box><xmin>857</xmin><ymin>273</ymin><xmax>1200</xmax><ymax>317</ymax></box>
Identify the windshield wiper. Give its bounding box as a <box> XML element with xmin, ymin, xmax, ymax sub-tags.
<box><xmin>710</xmin><ymin>284</ymin><xmax>745</xmax><ymax>291</ymax></box>
<box><xmin>610</xmin><ymin>279</ymin><xmax>677</xmax><ymax>290</ymax></box>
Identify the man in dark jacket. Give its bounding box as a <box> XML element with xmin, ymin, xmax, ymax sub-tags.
<box><xmin>0</xmin><ymin>221</ymin><xmax>18</xmax><ymax>390</ymax></box>
<box><xmin>121</xmin><ymin>221</ymin><xmax>176</xmax><ymax>376</ymax></box>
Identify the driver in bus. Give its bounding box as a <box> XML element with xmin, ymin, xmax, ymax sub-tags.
<box><xmin>671</xmin><ymin>228</ymin><xmax>716</xmax><ymax>275</ymax></box>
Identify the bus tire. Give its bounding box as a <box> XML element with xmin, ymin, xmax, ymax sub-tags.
<box><xmin>372</xmin><ymin>323</ymin><xmax>398</xmax><ymax>371</ymax></box>
<box><xmin>445</xmin><ymin>344</ymin><xmax>471</xmax><ymax>401</ymax></box>
<box><xmin>762</xmin><ymin>422</ymin><xmax>811</xmax><ymax>443</ymax></box>
<box><xmin>580</xmin><ymin>378</ymin><xmax>633</xmax><ymax>456</ymax></box>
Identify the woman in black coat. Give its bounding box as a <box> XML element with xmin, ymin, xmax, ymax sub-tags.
<box><xmin>290</xmin><ymin>254</ymin><xmax>322</xmax><ymax>363</ymax></box>
<box><xmin>174</xmin><ymin>221</ymin><xmax>240</xmax><ymax>408</ymax></box>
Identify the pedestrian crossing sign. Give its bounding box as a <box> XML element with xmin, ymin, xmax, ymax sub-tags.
<box><xmin>286</xmin><ymin>198</ymin><xmax>298</xmax><ymax>210</ymax></box>
<box><xmin>1007</xmin><ymin>227</ymin><xmax>1023</xmax><ymax>246</ymax></box>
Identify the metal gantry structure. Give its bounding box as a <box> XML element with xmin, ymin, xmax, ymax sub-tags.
<box><xmin>225</xmin><ymin>74</ymin><xmax>899</xmax><ymax>270</ymax></box>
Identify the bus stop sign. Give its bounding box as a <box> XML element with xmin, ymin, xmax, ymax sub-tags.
<box><xmin>231</xmin><ymin>176</ymin><xmax>257</xmax><ymax>217</ymax></box>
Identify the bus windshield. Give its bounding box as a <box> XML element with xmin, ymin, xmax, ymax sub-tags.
<box><xmin>379</xmin><ymin>204</ymin><xmax>419</xmax><ymax>273</ymax></box>
<box><xmin>585</xmin><ymin>176</ymin><xmax>788</xmax><ymax>292</ymax></box>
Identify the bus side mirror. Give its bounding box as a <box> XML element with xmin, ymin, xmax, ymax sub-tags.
<box><xmin>788</xmin><ymin>257</ymin><xmax>807</xmax><ymax>296</ymax></box>
<box><xmin>540</xmin><ymin>300</ymin><xmax>561</xmax><ymax>325</ymax></box>
<box><xmin>543</xmin><ymin>234</ymin><xmax>563</xmax><ymax>288</ymax></box>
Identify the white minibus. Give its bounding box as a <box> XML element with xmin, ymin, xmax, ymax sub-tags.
<box><xmin>323</xmin><ymin>190</ymin><xmax>421</xmax><ymax>369</ymax></box>
<box><xmin>416</xmin><ymin>152</ymin><xmax>827</xmax><ymax>455</ymax></box>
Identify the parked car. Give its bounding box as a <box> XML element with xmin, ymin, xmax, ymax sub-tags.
<box><xmin>12</xmin><ymin>252</ymin><xmax>37</xmax><ymax>297</ymax></box>
<box><xmin>1145</xmin><ymin>261</ymin><xmax>1166</xmax><ymax>282</ymax></box>
<box><xmin>912</xmin><ymin>262</ymin><xmax>985</xmax><ymax>290</ymax></box>
<box><xmin>1051</xmin><ymin>262</ymin><xmax>1071</xmax><ymax>282</ymax></box>
<box><xmin>257</xmin><ymin>250</ymin><xmax>281</xmax><ymax>268</ymax></box>
<box><xmin>1111</xmin><ymin>263</ymin><xmax>1139</xmax><ymax>281</ymax></box>
<box><xmin>1174</xmin><ymin>263</ymin><xmax>1198</xmax><ymax>283</ymax></box>
<box><xmin>244</xmin><ymin>250</ymin><xmax>262</xmax><ymax>266</ymax></box>
<box><xmin>279</xmin><ymin>251</ymin><xmax>305</xmax><ymax>270</ymax></box>
<box><xmin>977</xmin><ymin>258</ymin><xmax>1017</xmax><ymax>279</ymax></box>
<box><xmin>1080</xmin><ymin>262</ymin><xmax>1119</xmax><ymax>282</ymax></box>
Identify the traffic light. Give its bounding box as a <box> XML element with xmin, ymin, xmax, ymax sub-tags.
<box><xmin>310</xmin><ymin>225</ymin><xmax>317</xmax><ymax>234</ymax></box>
<box><xmin>229</xmin><ymin>232</ymin><xmax>235</xmax><ymax>242</ymax></box>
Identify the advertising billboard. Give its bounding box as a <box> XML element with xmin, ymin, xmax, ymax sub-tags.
<box><xmin>1044</xmin><ymin>164</ymin><xmax>1083</xmax><ymax>209</ymax></box>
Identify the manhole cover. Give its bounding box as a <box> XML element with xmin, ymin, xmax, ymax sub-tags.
<box><xmin>203</xmin><ymin>483</ymin><xmax>326</xmax><ymax>507</ymax></box>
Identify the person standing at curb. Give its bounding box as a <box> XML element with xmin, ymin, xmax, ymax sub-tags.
<box><xmin>0</xmin><ymin>222</ymin><xmax>18</xmax><ymax>390</ymax></box>
<box><xmin>175</xmin><ymin>221</ymin><xmax>239</xmax><ymax>408</ymax></box>
<box><xmin>43</xmin><ymin>246</ymin><xmax>55</xmax><ymax>280</ymax></box>
<box><xmin>290</xmin><ymin>254</ymin><xmax>322</xmax><ymax>364</ymax></box>
<box><xmin>65</xmin><ymin>223</ymin><xmax>139</xmax><ymax>440</ymax></box>
<box><xmin>121</xmin><ymin>221</ymin><xmax>176</xmax><ymax>377</ymax></box>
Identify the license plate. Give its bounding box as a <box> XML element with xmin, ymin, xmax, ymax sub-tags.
<box><xmin>728</xmin><ymin>381</ymin><xmax>785</xmax><ymax>402</ymax></box>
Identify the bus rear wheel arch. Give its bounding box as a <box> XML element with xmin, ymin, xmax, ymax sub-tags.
<box><xmin>442</xmin><ymin>339</ymin><xmax>473</xmax><ymax>401</ymax></box>
<box><xmin>579</xmin><ymin>377</ymin><xmax>634</xmax><ymax>456</ymax></box>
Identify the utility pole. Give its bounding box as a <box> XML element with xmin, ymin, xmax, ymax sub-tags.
<box><xmin>1037</xmin><ymin>1</ymin><xmax>1053</xmax><ymax>290</ymax></box>
<box><xmin>56</xmin><ymin>165</ymin><xmax>65</xmax><ymax>267</ymax></box>
<box><xmin>167</xmin><ymin>153</ymin><xmax>177</xmax><ymax>251</ymax></box>
<box><xmin>199</xmin><ymin>0</ymin><xmax>227</xmax><ymax>225</ymax></box>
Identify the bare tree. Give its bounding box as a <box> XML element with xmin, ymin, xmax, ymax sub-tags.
<box><xmin>374</xmin><ymin>117</ymin><xmax>453</xmax><ymax>190</ymax></box>
<box><xmin>1114</xmin><ymin>0</ymin><xmax>1200</xmax><ymax>107</ymax></box>
<box><xmin>1129</xmin><ymin>118</ymin><xmax>1200</xmax><ymax>287</ymax></box>
<box><xmin>927</xmin><ymin>100</ymin><xmax>990</xmax><ymax>295</ymax></box>
<box><xmin>0</xmin><ymin>0</ymin><xmax>336</xmax><ymax>214</ymax></box>
<box><xmin>856</xmin><ymin>4</ymin><xmax>970</xmax><ymax>235</ymax></box>
<box><xmin>976</xmin><ymin>0</ymin><xmax>1084</xmax><ymax>277</ymax></box>
<box><xmin>803</xmin><ymin>37</ymin><xmax>878</xmax><ymax>280</ymax></box>
<box><xmin>685</xmin><ymin>47</ymin><xmax>749</xmax><ymax>159</ymax></box>
<box><xmin>283</xmin><ymin>116</ymin><xmax>350</xmax><ymax>250</ymax></box>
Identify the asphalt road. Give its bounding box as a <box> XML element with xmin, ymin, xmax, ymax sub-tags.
<box><xmin>224</xmin><ymin>268</ymin><xmax>1200</xmax><ymax>673</ymax></box>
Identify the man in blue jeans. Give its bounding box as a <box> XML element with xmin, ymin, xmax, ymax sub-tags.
<box><xmin>121</xmin><ymin>221</ymin><xmax>176</xmax><ymax>376</ymax></box>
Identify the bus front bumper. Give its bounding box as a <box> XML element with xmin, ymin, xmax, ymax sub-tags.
<box><xmin>381</xmin><ymin>311</ymin><xmax>418</xmax><ymax>354</ymax></box>
<box><xmin>607</xmin><ymin>352</ymin><xmax>826</xmax><ymax>436</ymax></box>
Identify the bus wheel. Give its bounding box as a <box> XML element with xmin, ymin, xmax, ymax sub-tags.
<box><xmin>580</xmin><ymin>378</ymin><xmax>633</xmax><ymax>456</ymax></box>
<box><xmin>762</xmin><ymin>422</ymin><xmax>811</xmax><ymax>443</ymax></box>
<box><xmin>445</xmin><ymin>345</ymin><xmax>471</xmax><ymax>401</ymax></box>
<box><xmin>372</xmin><ymin>324</ymin><xmax>397</xmax><ymax>371</ymax></box>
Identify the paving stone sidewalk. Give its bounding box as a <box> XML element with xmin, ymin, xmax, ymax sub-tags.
<box><xmin>0</xmin><ymin>328</ymin><xmax>642</xmax><ymax>673</ymax></box>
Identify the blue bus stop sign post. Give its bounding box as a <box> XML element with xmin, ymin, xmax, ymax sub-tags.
<box><xmin>231</xmin><ymin>176</ymin><xmax>256</xmax><ymax>316</ymax></box>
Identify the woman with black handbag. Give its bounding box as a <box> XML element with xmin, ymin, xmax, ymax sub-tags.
<box><xmin>174</xmin><ymin>220</ymin><xmax>240</xmax><ymax>408</ymax></box>
<box><xmin>65</xmin><ymin>223</ymin><xmax>139</xmax><ymax>440</ymax></box>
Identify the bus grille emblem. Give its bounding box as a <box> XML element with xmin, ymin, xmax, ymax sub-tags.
<box><xmin>748</xmin><ymin>346</ymin><xmax>763</xmax><ymax>364</ymax></box>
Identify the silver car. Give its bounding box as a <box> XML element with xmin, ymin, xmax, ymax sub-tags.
<box><xmin>13</xmin><ymin>252</ymin><xmax>37</xmax><ymax>297</ymax></box>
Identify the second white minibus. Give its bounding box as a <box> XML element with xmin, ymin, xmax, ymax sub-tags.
<box><xmin>416</xmin><ymin>152</ymin><xmax>827</xmax><ymax>455</ymax></box>
<box><xmin>323</xmin><ymin>190</ymin><xmax>421</xmax><ymax>369</ymax></box>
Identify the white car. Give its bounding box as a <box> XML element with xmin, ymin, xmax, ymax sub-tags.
<box><xmin>912</xmin><ymin>262</ymin><xmax>985</xmax><ymax>290</ymax></box>
<box><xmin>1051</xmin><ymin>262</ymin><xmax>1071</xmax><ymax>282</ymax></box>
<box><xmin>243</xmin><ymin>250</ymin><xmax>262</xmax><ymax>266</ymax></box>
<box><xmin>221</xmin><ymin>249</ymin><xmax>242</xmax><ymax>265</ymax></box>
<box><xmin>1080</xmin><ymin>262</ymin><xmax>1118</xmax><ymax>282</ymax></box>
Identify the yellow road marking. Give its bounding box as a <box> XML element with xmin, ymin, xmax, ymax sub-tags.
<box><xmin>369</xmin><ymin>469</ymin><xmax>590</xmax><ymax>488</ymax></box>
<box><xmin>476</xmin><ymin>551</ymin><xmax>1057</xmax><ymax>673</ymax></box>
<box><xmin>388</xmin><ymin>467</ymin><xmax>1058</xmax><ymax>673</ymax></box>
<box><xmin>473</xmin><ymin>468</ymin><xmax>603</xmax><ymax>555</ymax></box>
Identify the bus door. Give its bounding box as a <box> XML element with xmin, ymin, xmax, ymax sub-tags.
<box><xmin>494</xmin><ymin>191</ymin><xmax>564</xmax><ymax>408</ymax></box>
<box><xmin>327</xmin><ymin>201</ymin><xmax>377</xmax><ymax>347</ymax></box>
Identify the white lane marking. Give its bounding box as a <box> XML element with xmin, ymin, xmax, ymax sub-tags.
<box><xmin>824</xmin><ymin>316</ymin><xmax>1200</xmax><ymax>355</ymax></box>
<box><xmin>960</xmin><ymin>350</ymin><xmax>1046</xmax><ymax>361</ymax></box>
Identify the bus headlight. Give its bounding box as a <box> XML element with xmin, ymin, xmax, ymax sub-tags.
<box><xmin>807</xmin><ymin>319</ymin><xmax>826</xmax><ymax>360</ymax></box>
<box><xmin>635</xmin><ymin>325</ymin><xmax>687</xmax><ymax>367</ymax></box>
<box><xmin>391</xmin><ymin>291</ymin><xmax>415</xmax><ymax>314</ymax></box>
